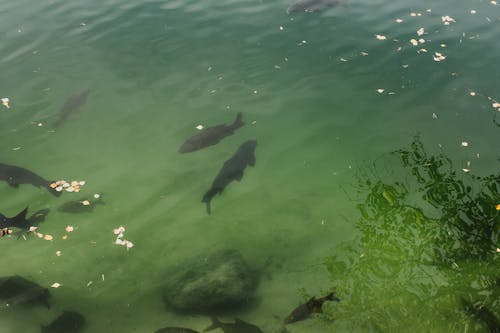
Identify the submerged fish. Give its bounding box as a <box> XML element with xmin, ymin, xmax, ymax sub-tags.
<box><xmin>0</xmin><ymin>275</ymin><xmax>50</xmax><ymax>308</ymax></box>
<box><xmin>204</xmin><ymin>317</ymin><xmax>264</xmax><ymax>333</ymax></box>
<box><xmin>179</xmin><ymin>113</ymin><xmax>245</xmax><ymax>153</ymax></box>
<box><xmin>0</xmin><ymin>207</ymin><xmax>29</xmax><ymax>230</ymax></box>
<box><xmin>57</xmin><ymin>195</ymin><xmax>104</xmax><ymax>214</ymax></box>
<box><xmin>53</xmin><ymin>89</ymin><xmax>90</xmax><ymax>128</ymax></box>
<box><xmin>462</xmin><ymin>298</ymin><xmax>500</xmax><ymax>333</ymax></box>
<box><xmin>155</xmin><ymin>327</ymin><xmax>200</xmax><ymax>333</ymax></box>
<box><xmin>41</xmin><ymin>310</ymin><xmax>85</xmax><ymax>333</ymax></box>
<box><xmin>287</xmin><ymin>0</ymin><xmax>345</xmax><ymax>13</ymax></box>
<box><xmin>202</xmin><ymin>140</ymin><xmax>257</xmax><ymax>214</ymax></box>
<box><xmin>0</xmin><ymin>162</ymin><xmax>61</xmax><ymax>196</ymax></box>
<box><xmin>284</xmin><ymin>292</ymin><xmax>340</xmax><ymax>324</ymax></box>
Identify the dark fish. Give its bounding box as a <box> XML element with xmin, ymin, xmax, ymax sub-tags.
<box><xmin>202</xmin><ymin>140</ymin><xmax>257</xmax><ymax>214</ymax></box>
<box><xmin>155</xmin><ymin>327</ymin><xmax>200</xmax><ymax>333</ymax></box>
<box><xmin>204</xmin><ymin>317</ymin><xmax>264</xmax><ymax>333</ymax></box>
<box><xmin>287</xmin><ymin>0</ymin><xmax>345</xmax><ymax>13</ymax></box>
<box><xmin>0</xmin><ymin>162</ymin><xmax>61</xmax><ymax>196</ymax></box>
<box><xmin>41</xmin><ymin>310</ymin><xmax>85</xmax><ymax>333</ymax></box>
<box><xmin>0</xmin><ymin>207</ymin><xmax>29</xmax><ymax>230</ymax></box>
<box><xmin>53</xmin><ymin>89</ymin><xmax>90</xmax><ymax>128</ymax></box>
<box><xmin>462</xmin><ymin>298</ymin><xmax>500</xmax><ymax>333</ymax></box>
<box><xmin>179</xmin><ymin>113</ymin><xmax>245</xmax><ymax>153</ymax></box>
<box><xmin>0</xmin><ymin>275</ymin><xmax>50</xmax><ymax>308</ymax></box>
<box><xmin>284</xmin><ymin>292</ymin><xmax>340</xmax><ymax>324</ymax></box>
<box><xmin>58</xmin><ymin>195</ymin><xmax>104</xmax><ymax>214</ymax></box>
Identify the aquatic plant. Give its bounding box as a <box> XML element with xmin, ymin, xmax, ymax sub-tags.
<box><xmin>323</xmin><ymin>137</ymin><xmax>499</xmax><ymax>332</ymax></box>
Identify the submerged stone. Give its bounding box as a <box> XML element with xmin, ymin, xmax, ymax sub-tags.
<box><xmin>163</xmin><ymin>249</ymin><xmax>258</xmax><ymax>313</ymax></box>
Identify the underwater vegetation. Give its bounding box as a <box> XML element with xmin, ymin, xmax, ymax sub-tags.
<box><xmin>323</xmin><ymin>137</ymin><xmax>499</xmax><ymax>332</ymax></box>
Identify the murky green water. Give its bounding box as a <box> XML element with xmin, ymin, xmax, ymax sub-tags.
<box><xmin>1</xmin><ymin>0</ymin><xmax>499</xmax><ymax>332</ymax></box>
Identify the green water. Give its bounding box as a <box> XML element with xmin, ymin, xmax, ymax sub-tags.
<box><xmin>0</xmin><ymin>0</ymin><xmax>499</xmax><ymax>332</ymax></box>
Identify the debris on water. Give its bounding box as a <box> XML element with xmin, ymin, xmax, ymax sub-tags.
<box><xmin>491</xmin><ymin>0</ymin><xmax>497</xmax><ymax>5</ymax></box>
<box><xmin>1</xmin><ymin>98</ymin><xmax>10</xmax><ymax>108</ymax></box>
<box><xmin>375</xmin><ymin>34</ymin><xmax>387</xmax><ymax>40</ymax></box>
<box><xmin>86</xmin><ymin>281</ymin><xmax>93</xmax><ymax>287</ymax></box>
<box><xmin>433</xmin><ymin>52</ymin><xmax>446</xmax><ymax>61</ymax></box>
<box><xmin>360</xmin><ymin>51</ymin><xmax>368</xmax><ymax>56</ymax></box>
<box><xmin>113</xmin><ymin>226</ymin><xmax>134</xmax><ymax>251</ymax></box>
<box><xmin>50</xmin><ymin>180</ymin><xmax>86</xmax><ymax>193</ymax></box>
<box><xmin>402</xmin><ymin>64</ymin><xmax>409</xmax><ymax>68</ymax></box>
<box><xmin>410</xmin><ymin>12</ymin><xmax>422</xmax><ymax>17</ymax></box>
<box><xmin>279</xmin><ymin>26</ymin><xmax>284</xmax><ymax>31</ymax></box>
<box><xmin>417</xmin><ymin>48</ymin><xmax>428</xmax><ymax>53</ymax></box>
<box><xmin>44</xmin><ymin>234</ymin><xmax>53</xmax><ymax>241</ymax></box>
<box><xmin>81</xmin><ymin>200</ymin><xmax>90</xmax><ymax>206</ymax></box>
<box><xmin>496</xmin><ymin>204</ymin><xmax>500</xmax><ymax>211</ymax></box>
<box><xmin>62</xmin><ymin>235</ymin><xmax>68</xmax><ymax>240</ymax></box>
<box><xmin>461</xmin><ymin>141</ymin><xmax>469</xmax><ymax>147</ymax></box>
<box><xmin>340</xmin><ymin>57</ymin><xmax>348</xmax><ymax>62</ymax></box>
<box><xmin>56</xmin><ymin>251</ymin><xmax>61</xmax><ymax>256</ymax></box>
<box><xmin>395</xmin><ymin>18</ymin><xmax>403</xmax><ymax>23</ymax></box>
<box><xmin>417</xmin><ymin>28</ymin><xmax>425</xmax><ymax>36</ymax></box>
<box><xmin>410</xmin><ymin>39</ymin><xmax>418</xmax><ymax>46</ymax></box>
<box><xmin>462</xmin><ymin>168</ymin><xmax>471</xmax><ymax>173</ymax></box>
<box><xmin>196</xmin><ymin>125</ymin><xmax>204</xmax><ymax>130</ymax></box>
<box><xmin>50</xmin><ymin>283</ymin><xmax>61</xmax><ymax>288</ymax></box>
<box><xmin>65</xmin><ymin>226</ymin><xmax>74</xmax><ymax>232</ymax></box>
<box><xmin>376</xmin><ymin>89</ymin><xmax>385</xmax><ymax>94</ymax></box>
<box><xmin>470</xmin><ymin>9</ymin><xmax>477</xmax><ymax>14</ymax></box>
<box><xmin>432</xmin><ymin>113</ymin><xmax>438</xmax><ymax>119</ymax></box>
<box><xmin>442</xmin><ymin>15</ymin><xmax>456</xmax><ymax>25</ymax></box>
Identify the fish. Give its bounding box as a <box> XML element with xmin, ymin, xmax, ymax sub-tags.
<box><xmin>202</xmin><ymin>140</ymin><xmax>257</xmax><ymax>214</ymax></box>
<box><xmin>0</xmin><ymin>275</ymin><xmax>50</xmax><ymax>308</ymax></box>
<box><xmin>57</xmin><ymin>195</ymin><xmax>104</xmax><ymax>214</ymax></box>
<box><xmin>179</xmin><ymin>112</ymin><xmax>245</xmax><ymax>153</ymax></box>
<box><xmin>41</xmin><ymin>310</ymin><xmax>86</xmax><ymax>333</ymax></box>
<box><xmin>53</xmin><ymin>89</ymin><xmax>90</xmax><ymax>128</ymax></box>
<box><xmin>155</xmin><ymin>327</ymin><xmax>200</xmax><ymax>333</ymax></box>
<box><xmin>204</xmin><ymin>317</ymin><xmax>264</xmax><ymax>333</ymax></box>
<box><xmin>284</xmin><ymin>292</ymin><xmax>340</xmax><ymax>324</ymax></box>
<box><xmin>0</xmin><ymin>162</ymin><xmax>61</xmax><ymax>196</ymax></box>
<box><xmin>286</xmin><ymin>0</ymin><xmax>345</xmax><ymax>13</ymax></box>
<box><xmin>0</xmin><ymin>207</ymin><xmax>29</xmax><ymax>230</ymax></box>
<box><xmin>462</xmin><ymin>298</ymin><xmax>500</xmax><ymax>333</ymax></box>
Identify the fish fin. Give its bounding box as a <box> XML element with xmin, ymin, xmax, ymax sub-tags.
<box><xmin>325</xmin><ymin>292</ymin><xmax>340</xmax><ymax>302</ymax></box>
<box><xmin>231</xmin><ymin>112</ymin><xmax>245</xmax><ymax>129</ymax></box>
<box><xmin>14</xmin><ymin>207</ymin><xmax>29</xmax><ymax>225</ymax></box>
<box><xmin>248</xmin><ymin>155</ymin><xmax>256</xmax><ymax>166</ymax></box>
<box><xmin>203</xmin><ymin>317</ymin><xmax>221</xmax><ymax>332</ymax></box>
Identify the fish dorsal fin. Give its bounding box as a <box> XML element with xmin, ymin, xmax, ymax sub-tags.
<box><xmin>14</xmin><ymin>207</ymin><xmax>29</xmax><ymax>224</ymax></box>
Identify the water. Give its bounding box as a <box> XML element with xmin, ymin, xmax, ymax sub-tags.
<box><xmin>0</xmin><ymin>0</ymin><xmax>499</xmax><ymax>332</ymax></box>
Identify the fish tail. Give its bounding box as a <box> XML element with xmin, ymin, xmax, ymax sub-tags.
<box><xmin>202</xmin><ymin>188</ymin><xmax>219</xmax><ymax>214</ymax></box>
<box><xmin>14</xmin><ymin>207</ymin><xmax>29</xmax><ymax>226</ymax></box>
<box><xmin>231</xmin><ymin>112</ymin><xmax>245</xmax><ymax>129</ymax></box>
<box><xmin>203</xmin><ymin>317</ymin><xmax>221</xmax><ymax>332</ymax></box>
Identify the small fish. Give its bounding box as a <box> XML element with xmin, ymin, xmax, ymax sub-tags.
<box><xmin>0</xmin><ymin>275</ymin><xmax>50</xmax><ymax>308</ymax></box>
<box><xmin>284</xmin><ymin>292</ymin><xmax>340</xmax><ymax>324</ymax></box>
<box><xmin>0</xmin><ymin>162</ymin><xmax>61</xmax><ymax>196</ymax></box>
<box><xmin>179</xmin><ymin>113</ymin><xmax>245</xmax><ymax>153</ymax></box>
<box><xmin>155</xmin><ymin>327</ymin><xmax>200</xmax><ymax>333</ymax></box>
<box><xmin>204</xmin><ymin>317</ymin><xmax>264</xmax><ymax>333</ymax></box>
<box><xmin>41</xmin><ymin>310</ymin><xmax>85</xmax><ymax>333</ymax></box>
<box><xmin>53</xmin><ymin>89</ymin><xmax>90</xmax><ymax>128</ymax></box>
<box><xmin>287</xmin><ymin>0</ymin><xmax>345</xmax><ymax>13</ymax></box>
<box><xmin>202</xmin><ymin>140</ymin><xmax>257</xmax><ymax>214</ymax></box>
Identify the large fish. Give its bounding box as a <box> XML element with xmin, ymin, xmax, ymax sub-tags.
<box><xmin>0</xmin><ymin>275</ymin><xmax>50</xmax><ymax>308</ymax></box>
<box><xmin>155</xmin><ymin>328</ymin><xmax>200</xmax><ymax>333</ymax></box>
<box><xmin>287</xmin><ymin>0</ymin><xmax>345</xmax><ymax>13</ymax></box>
<box><xmin>204</xmin><ymin>317</ymin><xmax>264</xmax><ymax>333</ymax></box>
<box><xmin>179</xmin><ymin>113</ymin><xmax>245</xmax><ymax>153</ymax></box>
<box><xmin>41</xmin><ymin>310</ymin><xmax>85</xmax><ymax>333</ymax></box>
<box><xmin>53</xmin><ymin>89</ymin><xmax>90</xmax><ymax>128</ymax></box>
<box><xmin>284</xmin><ymin>292</ymin><xmax>340</xmax><ymax>324</ymax></box>
<box><xmin>202</xmin><ymin>140</ymin><xmax>257</xmax><ymax>214</ymax></box>
<box><xmin>0</xmin><ymin>162</ymin><xmax>61</xmax><ymax>196</ymax></box>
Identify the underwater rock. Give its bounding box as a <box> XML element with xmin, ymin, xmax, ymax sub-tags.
<box><xmin>163</xmin><ymin>249</ymin><xmax>258</xmax><ymax>313</ymax></box>
<box><xmin>0</xmin><ymin>275</ymin><xmax>50</xmax><ymax>308</ymax></box>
